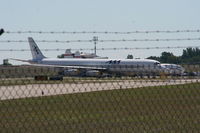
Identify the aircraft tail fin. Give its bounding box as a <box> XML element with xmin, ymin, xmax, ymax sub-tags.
<box><xmin>28</xmin><ymin>37</ymin><xmax>45</xmax><ymax>60</ymax></box>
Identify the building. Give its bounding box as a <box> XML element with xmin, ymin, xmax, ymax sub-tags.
<box><xmin>61</xmin><ymin>49</ymin><xmax>108</xmax><ymax>59</ymax></box>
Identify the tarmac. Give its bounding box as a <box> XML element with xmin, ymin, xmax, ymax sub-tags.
<box><xmin>0</xmin><ymin>79</ymin><xmax>199</xmax><ymax>100</ymax></box>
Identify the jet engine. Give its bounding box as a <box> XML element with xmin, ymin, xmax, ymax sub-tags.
<box><xmin>63</xmin><ymin>69</ymin><xmax>80</xmax><ymax>76</ymax></box>
<box><xmin>85</xmin><ymin>70</ymin><xmax>101</xmax><ymax>77</ymax></box>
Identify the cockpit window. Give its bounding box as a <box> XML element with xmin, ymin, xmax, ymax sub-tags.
<box><xmin>154</xmin><ymin>62</ymin><xmax>160</xmax><ymax>65</ymax></box>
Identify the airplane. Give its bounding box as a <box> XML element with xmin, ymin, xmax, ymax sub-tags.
<box><xmin>160</xmin><ymin>64</ymin><xmax>185</xmax><ymax>76</ymax></box>
<box><xmin>10</xmin><ymin>37</ymin><xmax>167</xmax><ymax>77</ymax></box>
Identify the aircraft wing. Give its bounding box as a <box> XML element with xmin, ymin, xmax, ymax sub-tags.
<box><xmin>9</xmin><ymin>58</ymin><xmax>30</xmax><ymax>62</ymax></box>
<box><xmin>25</xmin><ymin>63</ymin><xmax>107</xmax><ymax>70</ymax></box>
<box><xmin>9</xmin><ymin>58</ymin><xmax>107</xmax><ymax>70</ymax></box>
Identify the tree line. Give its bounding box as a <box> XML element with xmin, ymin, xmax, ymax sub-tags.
<box><xmin>146</xmin><ymin>48</ymin><xmax>200</xmax><ymax>64</ymax></box>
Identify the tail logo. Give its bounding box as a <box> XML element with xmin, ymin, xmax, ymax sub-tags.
<box><xmin>34</xmin><ymin>46</ymin><xmax>39</xmax><ymax>55</ymax></box>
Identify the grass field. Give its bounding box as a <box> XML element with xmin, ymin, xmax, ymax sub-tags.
<box><xmin>1</xmin><ymin>83</ymin><xmax>200</xmax><ymax>133</ymax></box>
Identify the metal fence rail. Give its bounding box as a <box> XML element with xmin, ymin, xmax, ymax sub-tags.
<box><xmin>0</xmin><ymin>65</ymin><xmax>200</xmax><ymax>132</ymax></box>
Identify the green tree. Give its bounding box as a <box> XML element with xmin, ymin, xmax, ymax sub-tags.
<box><xmin>57</xmin><ymin>54</ymin><xmax>64</xmax><ymax>58</ymax></box>
<box><xmin>0</xmin><ymin>28</ymin><xmax>4</xmax><ymax>36</ymax></box>
<box><xmin>127</xmin><ymin>54</ymin><xmax>133</xmax><ymax>59</ymax></box>
<box><xmin>160</xmin><ymin>52</ymin><xmax>175</xmax><ymax>63</ymax></box>
<box><xmin>181</xmin><ymin>48</ymin><xmax>200</xmax><ymax>64</ymax></box>
<box><xmin>147</xmin><ymin>56</ymin><xmax>160</xmax><ymax>61</ymax></box>
<box><xmin>147</xmin><ymin>52</ymin><xmax>180</xmax><ymax>64</ymax></box>
<box><xmin>147</xmin><ymin>48</ymin><xmax>200</xmax><ymax>64</ymax></box>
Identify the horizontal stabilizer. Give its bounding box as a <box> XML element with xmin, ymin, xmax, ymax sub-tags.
<box><xmin>9</xmin><ymin>58</ymin><xmax>34</xmax><ymax>63</ymax></box>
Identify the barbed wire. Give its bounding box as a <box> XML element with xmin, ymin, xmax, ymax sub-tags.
<box><xmin>1</xmin><ymin>46</ymin><xmax>200</xmax><ymax>52</ymax></box>
<box><xmin>4</xmin><ymin>29</ymin><xmax>200</xmax><ymax>34</ymax></box>
<box><xmin>0</xmin><ymin>40</ymin><xmax>92</xmax><ymax>43</ymax></box>
<box><xmin>1</xmin><ymin>37</ymin><xmax>200</xmax><ymax>43</ymax></box>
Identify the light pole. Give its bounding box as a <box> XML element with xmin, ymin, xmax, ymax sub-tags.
<box><xmin>93</xmin><ymin>36</ymin><xmax>98</xmax><ymax>55</ymax></box>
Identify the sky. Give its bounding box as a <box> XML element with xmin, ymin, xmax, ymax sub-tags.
<box><xmin>1</xmin><ymin>0</ymin><xmax>200</xmax><ymax>64</ymax></box>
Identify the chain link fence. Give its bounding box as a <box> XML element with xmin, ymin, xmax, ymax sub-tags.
<box><xmin>0</xmin><ymin>65</ymin><xmax>200</xmax><ymax>132</ymax></box>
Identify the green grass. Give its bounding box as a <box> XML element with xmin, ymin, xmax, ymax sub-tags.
<box><xmin>1</xmin><ymin>83</ymin><xmax>200</xmax><ymax>133</ymax></box>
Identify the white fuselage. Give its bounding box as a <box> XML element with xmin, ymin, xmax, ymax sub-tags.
<box><xmin>36</xmin><ymin>58</ymin><xmax>163</xmax><ymax>76</ymax></box>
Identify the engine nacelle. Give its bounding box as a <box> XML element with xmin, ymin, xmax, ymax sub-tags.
<box><xmin>85</xmin><ymin>70</ymin><xmax>100</xmax><ymax>77</ymax></box>
<box><xmin>63</xmin><ymin>69</ymin><xmax>80</xmax><ymax>76</ymax></box>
